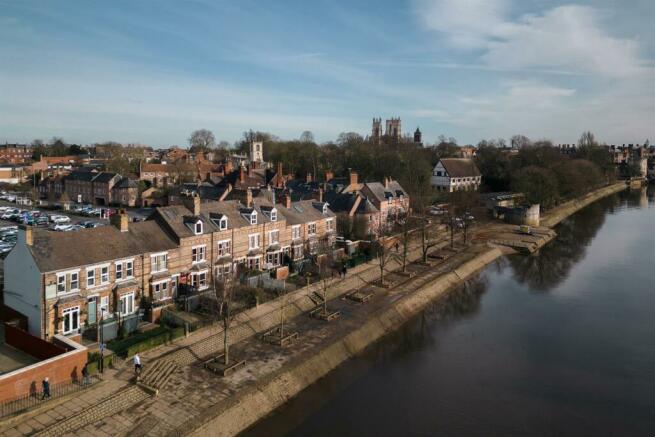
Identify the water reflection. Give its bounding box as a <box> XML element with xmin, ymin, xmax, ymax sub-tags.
<box><xmin>508</xmin><ymin>194</ymin><xmax>615</xmax><ymax>291</ymax></box>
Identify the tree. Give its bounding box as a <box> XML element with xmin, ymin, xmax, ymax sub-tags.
<box><xmin>188</xmin><ymin>129</ymin><xmax>215</xmax><ymax>153</ymax></box>
<box><xmin>214</xmin><ymin>268</ymin><xmax>238</xmax><ymax>367</ymax></box>
<box><xmin>511</xmin><ymin>166</ymin><xmax>559</xmax><ymax>209</ymax></box>
<box><xmin>49</xmin><ymin>137</ymin><xmax>68</xmax><ymax>156</ymax></box>
<box><xmin>511</xmin><ymin>135</ymin><xmax>531</xmax><ymax>149</ymax></box>
<box><xmin>372</xmin><ymin>236</ymin><xmax>395</xmax><ymax>286</ymax></box>
<box><xmin>299</xmin><ymin>131</ymin><xmax>314</xmax><ymax>143</ymax></box>
<box><xmin>578</xmin><ymin>131</ymin><xmax>597</xmax><ymax>148</ymax></box>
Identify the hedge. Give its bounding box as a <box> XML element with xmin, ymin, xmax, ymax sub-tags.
<box><xmin>108</xmin><ymin>326</ymin><xmax>185</xmax><ymax>358</ymax></box>
<box><xmin>86</xmin><ymin>353</ymin><xmax>114</xmax><ymax>375</ymax></box>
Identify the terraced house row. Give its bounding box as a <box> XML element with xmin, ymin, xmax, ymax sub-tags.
<box><xmin>3</xmin><ymin>189</ymin><xmax>336</xmax><ymax>342</ymax></box>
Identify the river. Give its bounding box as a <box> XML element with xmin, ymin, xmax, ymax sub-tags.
<box><xmin>244</xmin><ymin>187</ymin><xmax>655</xmax><ymax>437</ymax></box>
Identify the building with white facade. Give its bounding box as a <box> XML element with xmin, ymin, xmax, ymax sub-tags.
<box><xmin>431</xmin><ymin>158</ymin><xmax>481</xmax><ymax>192</ymax></box>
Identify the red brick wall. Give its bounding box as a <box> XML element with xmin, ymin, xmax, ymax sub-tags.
<box><xmin>0</xmin><ymin>344</ymin><xmax>86</xmax><ymax>403</ymax></box>
<box><xmin>4</xmin><ymin>323</ymin><xmax>65</xmax><ymax>360</ymax></box>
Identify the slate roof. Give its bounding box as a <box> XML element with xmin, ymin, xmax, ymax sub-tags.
<box><xmin>362</xmin><ymin>180</ymin><xmax>407</xmax><ymax>203</ymax></box>
<box><xmin>154</xmin><ymin>199</ymin><xmax>282</xmax><ymax>239</ymax></box>
<box><xmin>324</xmin><ymin>191</ymin><xmax>378</xmax><ymax>215</ymax></box>
<box><xmin>276</xmin><ymin>199</ymin><xmax>336</xmax><ymax>225</ymax></box>
<box><xmin>114</xmin><ymin>177</ymin><xmax>138</xmax><ymax>189</ymax></box>
<box><xmin>28</xmin><ymin>221</ymin><xmax>177</xmax><ymax>272</ymax></box>
<box><xmin>439</xmin><ymin>158</ymin><xmax>481</xmax><ymax>178</ymax></box>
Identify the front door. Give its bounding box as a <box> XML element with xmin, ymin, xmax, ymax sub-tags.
<box><xmin>87</xmin><ymin>297</ymin><xmax>97</xmax><ymax>325</ymax></box>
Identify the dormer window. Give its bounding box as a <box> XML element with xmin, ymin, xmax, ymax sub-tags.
<box><xmin>322</xmin><ymin>204</ymin><xmax>328</xmax><ymax>215</ymax></box>
<box><xmin>219</xmin><ymin>217</ymin><xmax>228</xmax><ymax>230</ymax></box>
<box><xmin>270</xmin><ymin>208</ymin><xmax>277</xmax><ymax>222</ymax></box>
<box><xmin>250</xmin><ymin>211</ymin><xmax>257</xmax><ymax>225</ymax></box>
<box><xmin>210</xmin><ymin>214</ymin><xmax>228</xmax><ymax>231</ymax></box>
<box><xmin>195</xmin><ymin>220</ymin><xmax>203</xmax><ymax>235</ymax></box>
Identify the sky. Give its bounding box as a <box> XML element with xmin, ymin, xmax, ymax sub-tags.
<box><xmin>1</xmin><ymin>0</ymin><xmax>654</xmax><ymax>147</ymax></box>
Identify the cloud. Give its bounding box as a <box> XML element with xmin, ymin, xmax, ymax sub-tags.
<box><xmin>415</xmin><ymin>1</ymin><xmax>645</xmax><ymax>78</ymax></box>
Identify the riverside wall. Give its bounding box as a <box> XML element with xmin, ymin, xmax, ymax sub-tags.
<box><xmin>184</xmin><ymin>248</ymin><xmax>504</xmax><ymax>437</ymax></box>
<box><xmin>540</xmin><ymin>182</ymin><xmax>626</xmax><ymax>228</ymax></box>
<box><xmin>182</xmin><ymin>182</ymin><xmax>627</xmax><ymax>436</ymax></box>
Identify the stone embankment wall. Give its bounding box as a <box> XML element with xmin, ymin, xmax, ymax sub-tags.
<box><xmin>540</xmin><ymin>182</ymin><xmax>626</xmax><ymax>228</ymax></box>
<box><xmin>185</xmin><ymin>247</ymin><xmax>504</xmax><ymax>437</ymax></box>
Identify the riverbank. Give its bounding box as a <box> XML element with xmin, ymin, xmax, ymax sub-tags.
<box><xmin>540</xmin><ymin>182</ymin><xmax>626</xmax><ymax>228</ymax></box>
<box><xmin>0</xmin><ymin>182</ymin><xmax>628</xmax><ymax>437</ymax></box>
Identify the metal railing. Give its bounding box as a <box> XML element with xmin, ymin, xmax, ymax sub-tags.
<box><xmin>0</xmin><ymin>375</ymin><xmax>100</xmax><ymax>419</ymax></box>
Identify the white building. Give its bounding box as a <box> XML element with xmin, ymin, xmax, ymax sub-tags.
<box><xmin>431</xmin><ymin>158</ymin><xmax>481</xmax><ymax>192</ymax></box>
<box><xmin>250</xmin><ymin>141</ymin><xmax>264</xmax><ymax>163</ymax></box>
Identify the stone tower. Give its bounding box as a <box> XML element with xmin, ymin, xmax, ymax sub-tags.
<box><xmin>250</xmin><ymin>141</ymin><xmax>263</xmax><ymax>163</ymax></box>
<box><xmin>372</xmin><ymin>118</ymin><xmax>382</xmax><ymax>145</ymax></box>
<box><xmin>385</xmin><ymin>118</ymin><xmax>401</xmax><ymax>142</ymax></box>
<box><xmin>414</xmin><ymin>127</ymin><xmax>422</xmax><ymax>145</ymax></box>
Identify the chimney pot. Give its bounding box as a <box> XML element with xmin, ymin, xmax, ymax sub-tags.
<box><xmin>110</xmin><ymin>209</ymin><xmax>129</xmax><ymax>232</ymax></box>
<box><xmin>318</xmin><ymin>187</ymin><xmax>323</xmax><ymax>203</ymax></box>
<box><xmin>349</xmin><ymin>170</ymin><xmax>358</xmax><ymax>186</ymax></box>
<box><xmin>285</xmin><ymin>193</ymin><xmax>291</xmax><ymax>209</ymax></box>
<box><xmin>246</xmin><ymin>188</ymin><xmax>253</xmax><ymax>208</ymax></box>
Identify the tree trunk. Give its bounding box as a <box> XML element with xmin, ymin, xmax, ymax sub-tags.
<box><xmin>223</xmin><ymin>305</ymin><xmax>230</xmax><ymax>366</ymax></box>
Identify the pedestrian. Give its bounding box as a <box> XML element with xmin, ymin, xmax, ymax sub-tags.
<box><xmin>341</xmin><ymin>263</ymin><xmax>347</xmax><ymax>279</ymax></box>
<box><xmin>82</xmin><ymin>363</ymin><xmax>90</xmax><ymax>385</ymax></box>
<box><xmin>41</xmin><ymin>377</ymin><xmax>51</xmax><ymax>400</ymax></box>
<box><xmin>395</xmin><ymin>242</ymin><xmax>399</xmax><ymax>253</ymax></box>
<box><xmin>133</xmin><ymin>353</ymin><xmax>142</xmax><ymax>375</ymax></box>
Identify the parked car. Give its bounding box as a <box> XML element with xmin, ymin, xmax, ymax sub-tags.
<box><xmin>52</xmin><ymin>224</ymin><xmax>73</xmax><ymax>232</ymax></box>
<box><xmin>49</xmin><ymin>214</ymin><xmax>71</xmax><ymax>224</ymax></box>
<box><xmin>1</xmin><ymin>209</ymin><xmax>20</xmax><ymax>220</ymax></box>
<box><xmin>35</xmin><ymin>216</ymin><xmax>49</xmax><ymax>226</ymax></box>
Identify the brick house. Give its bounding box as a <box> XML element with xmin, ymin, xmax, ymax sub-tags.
<box><xmin>0</xmin><ymin>143</ymin><xmax>33</xmax><ymax>165</ymax></box>
<box><xmin>3</xmin><ymin>215</ymin><xmax>180</xmax><ymax>341</ymax></box>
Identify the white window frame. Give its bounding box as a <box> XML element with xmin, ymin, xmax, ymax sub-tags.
<box><xmin>61</xmin><ymin>306</ymin><xmax>80</xmax><ymax>335</ymax></box>
<box><xmin>191</xmin><ymin>270</ymin><xmax>208</xmax><ymax>290</ymax></box>
<box><xmin>217</xmin><ymin>239</ymin><xmax>231</xmax><ymax>257</ymax></box>
<box><xmin>270</xmin><ymin>208</ymin><xmax>277</xmax><ymax>222</ymax></box>
<box><xmin>119</xmin><ymin>292</ymin><xmax>135</xmax><ymax>316</ymax></box>
<box><xmin>308</xmin><ymin>222</ymin><xmax>317</xmax><ymax>235</ymax></box>
<box><xmin>86</xmin><ymin>268</ymin><xmax>95</xmax><ymax>288</ymax></box>
<box><xmin>152</xmin><ymin>280</ymin><xmax>170</xmax><ymax>301</ymax></box>
<box><xmin>99</xmin><ymin>296</ymin><xmax>109</xmax><ymax>317</ymax></box>
<box><xmin>194</xmin><ymin>220</ymin><xmax>203</xmax><ymax>235</ymax></box>
<box><xmin>268</xmin><ymin>230</ymin><xmax>279</xmax><ymax>245</ymax></box>
<box><xmin>248</xmin><ymin>233</ymin><xmax>260</xmax><ymax>250</ymax></box>
<box><xmin>219</xmin><ymin>217</ymin><xmax>228</xmax><ymax>230</ymax></box>
<box><xmin>250</xmin><ymin>211</ymin><xmax>257</xmax><ymax>225</ymax></box>
<box><xmin>115</xmin><ymin>258</ymin><xmax>135</xmax><ymax>281</ymax></box>
<box><xmin>292</xmin><ymin>225</ymin><xmax>301</xmax><ymax>240</ymax></box>
<box><xmin>100</xmin><ymin>265</ymin><xmax>109</xmax><ymax>284</ymax></box>
<box><xmin>326</xmin><ymin>218</ymin><xmax>334</xmax><ymax>231</ymax></box>
<box><xmin>151</xmin><ymin>252</ymin><xmax>168</xmax><ymax>273</ymax></box>
<box><xmin>192</xmin><ymin>245</ymin><xmax>206</xmax><ymax>264</ymax></box>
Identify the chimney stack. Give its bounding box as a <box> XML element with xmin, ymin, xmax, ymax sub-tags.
<box><xmin>225</xmin><ymin>160</ymin><xmax>233</xmax><ymax>174</ymax></box>
<box><xmin>306</xmin><ymin>172</ymin><xmax>312</xmax><ymax>183</ymax></box>
<box><xmin>349</xmin><ymin>170</ymin><xmax>358</xmax><ymax>186</ymax></box>
<box><xmin>285</xmin><ymin>193</ymin><xmax>291</xmax><ymax>209</ymax></box>
<box><xmin>325</xmin><ymin>170</ymin><xmax>334</xmax><ymax>182</ymax></box>
<box><xmin>318</xmin><ymin>187</ymin><xmax>323</xmax><ymax>203</ymax></box>
<box><xmin>384</xmin><ymin>177</ymin><xmax>390</xmax><ymax>189</ymax></box>
<box><xmin>20</xmin><ymin>224</ymin><xmax>33</xmax><ymax>246</ymax></box>
<box><xmin>183</xmin><ymin>194</ymin><xmax>201</xmax><ymax>216</ymax></box>
<box><xmin>239</xmin><ymin>166</ymin><xmax>245</xmax><ymax>183</ymax></box>
<box><xmin>276</xmin><ymin>162</ymin><xmax>284</xmax><ymax>188</ymax></box>
<box><xmin>110</xmin><ymin>209</ymin><xmax>129</xmax><ymax>232</ymax></box>
<box><xmin>246</xmin><ymin>188</ymin><xmax>253</xmax><ymax>208</ymax></box>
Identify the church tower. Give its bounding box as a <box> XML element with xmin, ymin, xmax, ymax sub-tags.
<box><xmin>250</xmin><ymin>140</ymin><xmax>263</xmax><ymax>163</ymax></box>
<box><xmin>385</xmin><ymin>117</ymin><xmax>402</xmax><ymax>142</ymax></box>
<box><xmin>372</xmin><ymin>118</ymin><xmax>382</xmax><ymax>145</ymax></box>
<box><xmin>414</xmin><ymin>127</ymin><xmax>422</xmax><ymax>145</ymax></box>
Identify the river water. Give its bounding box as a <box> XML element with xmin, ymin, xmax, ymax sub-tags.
<box><xmin>244</xmin><ymin>187</ymin><xmax>655</xmax><ymax>437</ymax></box>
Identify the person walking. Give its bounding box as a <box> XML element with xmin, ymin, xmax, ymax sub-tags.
<box><xmin>133</xmin><ymin>353</ymin><xmax>142</xmax><ymax>376</ymax></box>
<box><xmin>82</xmin><ymin>363</ymin><xmax>90</xmax><ymax>385</ymax></box>
<box><xmin>41</xmin><ymin>377</ymin><xmax>51</xmax><ymax>400</ymax></box>
<box><xmin>341</xmin><ymin>263</ymin><xmax>347</xmax><ymax>279</ymax></box>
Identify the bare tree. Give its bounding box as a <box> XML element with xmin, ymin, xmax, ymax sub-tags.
<box><xmin>578</xmin><ymin>131</ymin><xmax>598</xmax><ymax>148</ymax></box>
<box><xmin>189</xmin><ymin>129</ymin><xmax>216</xmax><ymax>153</ymax></box>
<box><xmin>299</xmin><ymin>131</ymin><xmax>315</xmax><ymax>143</ymax></box>
<box><xmin>213</xmin><ymin>268</ymin><xmax>238</xmax><ymax>367</ymax></box>
<box><xmin>511</xmin><ymin>134</ymin><xmax>531</xmax><ymax>149</ymax></box>
<box><xmin>419</xmin><ymin>217</ymin><xmax>439</xmax><ymax>263</ymax></box>
<box><xmin>372</xmin><ymin>237</ymin><xmax>394</xmax><ymax>286</ymax></box>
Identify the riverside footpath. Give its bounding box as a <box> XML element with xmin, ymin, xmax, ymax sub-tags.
<box><xmin>0</xmin><ymin>182</ymin><xmax>627</xmax><ymax>437</ymax></box>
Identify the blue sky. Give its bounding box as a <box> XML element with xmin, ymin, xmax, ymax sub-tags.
<box><xmin>1</xmin><ymin>0</ymin><xmax>654</xmax><ymax>147</ymax></box>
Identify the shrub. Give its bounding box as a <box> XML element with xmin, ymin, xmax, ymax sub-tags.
<box><xmin>108</xmin><ymin>326</ymin><xmax>185</xmax><ymax>358</ymax></box>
